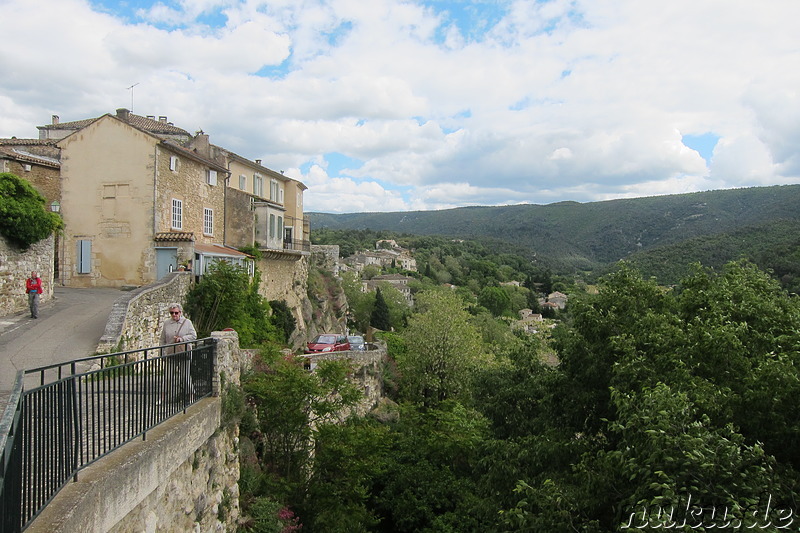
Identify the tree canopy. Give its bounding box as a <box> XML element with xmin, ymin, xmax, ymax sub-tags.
<box><xmin>0</xmin><ymin>172</ymin><xmax>62</xmax><ymax>249</ymax></box>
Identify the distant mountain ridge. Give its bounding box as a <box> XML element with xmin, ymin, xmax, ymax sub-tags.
<box><xmin>308</xmin><ymin>184</ymin><xmax>800</xmax><ymax>277</ymax></box>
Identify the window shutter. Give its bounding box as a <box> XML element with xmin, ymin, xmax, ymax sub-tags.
<box><xmin>77</xmin><ymin>240</ymin><xmax>92</xmax><ymax>273</ymax></box>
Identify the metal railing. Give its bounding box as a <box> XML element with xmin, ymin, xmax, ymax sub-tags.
<box><xmin>283</xmin><ymin>238</ymin><xmax>311</xmax><ymax>252</ymax></box>
<box><xmin>0</xmin><ymin>338</ymin><xmax>216</xmax><ymax>533</ymax></box>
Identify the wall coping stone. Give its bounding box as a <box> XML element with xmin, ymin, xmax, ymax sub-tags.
<box><xmin>26</xmin><ymin>398</ymin><xmax>220</xmax><ymax>533</ymax></box>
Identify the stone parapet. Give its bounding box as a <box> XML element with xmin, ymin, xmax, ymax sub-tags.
<box><xmin>96</xmin><ymin>271</ymin><xmax>193</xmax><ymax>353</ymax></box>
<box><xmin>27</xmin><ymin>398</ymin><xmax>240</xmax><ymax>533</ymax></box>
<box><xmin>302</xmin><ymin>343</ymin><xmax>387</xmax><ymax>415</ymax></box>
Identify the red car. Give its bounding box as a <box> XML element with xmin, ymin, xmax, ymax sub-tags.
<box><xmin>304</xmin><ymin>334</ymin><xmax>351</xmax><ymax>354</ymax></box>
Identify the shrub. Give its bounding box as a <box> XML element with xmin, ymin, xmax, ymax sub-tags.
<box><xmin>0</xmin><ymin>172</ymin><xmax>62</xmax><ymax>249</ymax></box>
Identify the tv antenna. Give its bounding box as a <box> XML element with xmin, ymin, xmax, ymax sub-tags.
<box><xmin>126</xmin><ymin>82</ymin><xmax>139</xmax><ymax>111</ymax></box>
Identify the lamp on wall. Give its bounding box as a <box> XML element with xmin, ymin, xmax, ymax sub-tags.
<box><xmin>50</xmin><ymin>200</ymin><xmax>61</xmax><ymax>213</ymax></box>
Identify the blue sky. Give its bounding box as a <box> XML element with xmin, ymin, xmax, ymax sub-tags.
<box><xmin>1</xmin><ymin>0</ymin><xmax>798</xmax><ymax>213</ymax></box>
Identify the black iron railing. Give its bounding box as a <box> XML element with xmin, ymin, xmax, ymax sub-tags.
<box><xmin>283</xmin><ymin>238</ymin><xmax>311</xmax><ymax>252</ymax></box>
<box><xmin>0</xmin><ymin>338</ymin><xmax>216</xmax><ymax>533</ymax></box>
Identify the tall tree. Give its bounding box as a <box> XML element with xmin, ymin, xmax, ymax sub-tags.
<box><xmin>370</xmin><ymin>287</ymin><xmax>391</xmax><ymax>331</ymax></box>
<box><xmin>242</xmin><ymin>354</ymin><xmax>362</xmax><ymax>502</ymax></box>
<box><xmin>398</xmin><ymin>289</ymin><xmax>487</xmax><ymax>407</ymax></box>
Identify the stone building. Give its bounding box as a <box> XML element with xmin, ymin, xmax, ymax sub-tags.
<box><xmin>54</xmin><ymin>110</ymin><xmax>241</xmax><ymax>287</ymax></box>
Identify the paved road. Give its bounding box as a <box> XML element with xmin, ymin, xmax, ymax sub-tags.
<box><xmin>0</xmin><ymin>286</ymin><xmax>123</xmax><ymax>405</ymax></box>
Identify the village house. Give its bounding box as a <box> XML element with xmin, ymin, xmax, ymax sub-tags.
<box><xmin>363</xmin><ymin>273</ymin><xmax>415</xmax><ymax>305</ymax></box>
<box><xmin>513</xmin><ymin>308</ymin><xmax>544</xmax><ymax>333</ymax></box>
<box><xmin>342</xmin><ymin>246</ymin><xmax>417</xmax><ymax>273</ymax></box>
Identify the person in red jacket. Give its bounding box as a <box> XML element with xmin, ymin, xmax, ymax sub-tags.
<box><xmin>26</xmin><ymin>271</ymin><xmax>43</xmax><ymax>319</ymax></box>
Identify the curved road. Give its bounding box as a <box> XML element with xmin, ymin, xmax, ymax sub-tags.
<box><xmin>0</xmin><ymin>286</ymin><xmax>123</xmax><ymax>405</ymax></box>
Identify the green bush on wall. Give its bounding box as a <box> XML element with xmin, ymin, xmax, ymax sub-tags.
<box><xmin>0</xmin><ymin>173</ymin><xmax>62</xmax><ymax>250</ymax></box>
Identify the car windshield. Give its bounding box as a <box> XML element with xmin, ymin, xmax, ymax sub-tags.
<box><xmin>348</xmin><ymin>336</ymin><xmax>363</xmax><ymax>344</ymax></box>
<box><xmin>313</xmin><ymin>335</ymin><xmax>338</xmax><ymax>344</ymax></box>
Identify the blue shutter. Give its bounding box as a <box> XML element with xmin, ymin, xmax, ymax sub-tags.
<box><xmin>77</xmin><ymin>240</ymin><xmax>92</xmax><ymax>273</ymax></box>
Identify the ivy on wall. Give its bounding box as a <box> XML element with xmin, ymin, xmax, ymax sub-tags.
<box><xmin>0</xmin><ymin>172</ymin><xmax>62</xmax><ymax>250</ymax></box>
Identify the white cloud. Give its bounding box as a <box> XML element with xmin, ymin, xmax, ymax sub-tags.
<box><xmin>0</xmin><ymin>0</ymin><xmax>798</xmax><ymax>213</ymax></box>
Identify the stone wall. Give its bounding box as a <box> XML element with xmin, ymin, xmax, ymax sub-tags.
<box><xmin>96</xmin><ymin>271</ymin><xmax>194</xmax><ymax>353</ymax></box>
<box><xmin>311</xmin><ymin>244</ymin><xmax>340</xmax><ymax>276</ymax></box>
<box><xmin>223</xmin><ymin>187</ymin><xmax>256</xmax><ymax>250</ymax></box>
<box><xmin>258</xmin><ymin>255</ymin><xmax>309</xmax><ymax>349</ymax></box>
<box><xmin>303</xmin><ymin>342</ymin><xmax>387</xmax><ymax>416</ymax></box>
<box><xmin>0</xmin><ymin>234</ymin><xmax>54</xmax><ymax>317</ymax></box>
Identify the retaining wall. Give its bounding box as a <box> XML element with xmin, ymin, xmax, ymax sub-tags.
<box><xmin>96</xmin><ymin>271</ymin><xmax>193</xmax><ymax>353</ymax></box>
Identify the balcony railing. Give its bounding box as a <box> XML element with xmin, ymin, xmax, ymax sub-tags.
<box><xmin>283</xmin><ymin>238</ymin><xmax>311</xmax><ymax>252</ymax></box>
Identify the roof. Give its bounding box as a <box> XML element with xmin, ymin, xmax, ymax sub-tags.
<box><xmin>37</xmin><ymin>117</ymin><xmax>97</xmax><ymax>132</ymax></box>
<box><xmin>0</xmin><ymin>138</ymin><xmax>58</xmax><ymax>146</ymax></box>
<box><xmin>154</xmin><ymin>232</ymin><xmax>195</xmax><ymax>242</ymax></box>
<box><xmin>0</xmin><ymin>147</ymin><xmax>60</xmax><ymax>168</ymax></box>
<box><xmin>193</xmin><ymin>243</ymin><xmax>252</xmax><ymax>258</ymax></box>
<box><xmin>222</xmin><ymin>146</ymin><xmax>307</xmax><ymax>190</ymax></box>
<box><xmin>160</xmin><ymin>140</ymin><xmax>228</xmax><ymax>173</ymax></box>
<box><xmin>39</xmin><ymin>111</ymin><xmax>191</xmax><ymax>139</ymax></box>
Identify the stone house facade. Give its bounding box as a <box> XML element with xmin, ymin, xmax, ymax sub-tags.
<box><xmin>54</xmin><ymin>111</ymin><xmax>234</xmax><ymax>287</ymax></box>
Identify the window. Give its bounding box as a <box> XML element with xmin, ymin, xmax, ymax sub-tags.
<box><xmin>77</xmin><ymin>240</ymin><xmax>91</xmax><ymax>273</ymax></box>
<box><xmin>253</xmin><ymin>174</ymin><xmax>263</xmax><ymax>197</ymax></box>
<box><xmin>270</xmin><ymin>180</ymin><xmax>279</xmax><ymax>201</ymax></box>
<box><xmin>239</xmin><ymin>174</ymin><xmax>247</xmax><ymax>191</ymax></box>
<box><xmin>269</xmin><ymin>214</ymin><xmax>276</xmax><ymax>238</ymax></box>
<box><xmin>207</xmin><ymin>169</ymin><xmax>218</xmax><ymax>186</ymax></box>
<box><xmin>171</xmin><ymin>199</ymin><xmax>182</xmax><ymax>229</ymax></box>
<box><xmin>204</xmin><ymin>208</ymin><xmax>213</xmax><ymax>236</ymax></box>
<box><xmin>169</xmin><ymin>156</ymin><xmax>178</xmax><ymax>171</ymax></box>
<box><xmin>278</xmin><ymin>215</ymin><xmax>283</xmax><ymax>238</ymax></box>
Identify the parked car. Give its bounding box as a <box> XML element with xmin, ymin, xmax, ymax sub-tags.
<box><xmin>305</xmin><ymin>334</ymin><xmax>350</xmax><ymax>354</ymax></box>
<box><xmin>347</xmin><ymin>335</ymin><xmax>366</xmax><ymax>351</ymax></box>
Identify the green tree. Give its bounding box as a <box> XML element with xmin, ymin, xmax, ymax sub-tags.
<box><xmin>496</xmin><ymin>261</ymin><xmax>800</xmax><ymax>530</ymax></box>
<box><xmin>242</xmin><ymin>353</ymin><xmax>362</xmax><ymax>503</ymax></box>
<box><xmin>186</xmin><ymin>261</ymin><xmax>278</xmax><ymax>347</ymax></box>
<box><xmin>370</xmin><ymin>287</ymin><xmax>391</xmax><ymax>331</ymax></box>
<box><xmin>397</xmin><ymin>289</ymin><xmax>487</xmax><ymax>407</ymax></box>
<box><xmin>370</xmin><ymin>402</ymin><xmax>492</xmax><ymax>532</ymax></box>
<box><xmin>478</xmin><ymin>285</ymin><xmax>511</xmax><ymax>317</ymax></box>
<box><xmin>375</xmin><ymin>283</ymin><xmax>412</xmax><ymax>331</ymax></box>
<box><xmin>340</xmin><ymin>271</ymin><xmax>373</xmax><ymax>333</ymax></box>
<box><xmin>268</xmin><ymin>300</ymin><xmax>296</xmax><ymax>343</ymax></box>
<box><xmin>303</xmin><ymin>418</ymin><xmax>391</xmax><ymax>532</ymax></box>
<box><xmin>0</xmin><ymin>172</ymin><xmax>62</xmax><ymax>249</ymax></box>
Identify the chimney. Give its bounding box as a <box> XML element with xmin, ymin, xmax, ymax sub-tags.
<box><xmin>159</xmin><ymin>116</ymin><xmax>167</xmax><ymax>123</ymax></box>
<box><xmin>116</xmin><ymin>108</ymin><xmax>130</xmax><ymax>121</ymax></box>
<box><xmin>255</xmin><ymin>159</ymin><xmax>261</xmax><ymax>165</ymax></box>
<box><xmin>191</xmin><ymin>132</ymin><xmax>210</xmax><ymax>157</ymax></box>
<box><xmin>147</xmin><ymin>115</ymin><xmax>155</xmax><ymax>120</ymax></box>
<box><xmin>51</xmin><ymin>115</ymin><xmax>59</xmax><ymax>125</ymax></box>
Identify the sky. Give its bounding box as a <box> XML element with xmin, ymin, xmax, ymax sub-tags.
<box><xmin>1</xmin><ymin>0</ymin><xmax>798</xmax><ymax>213</ymax></box>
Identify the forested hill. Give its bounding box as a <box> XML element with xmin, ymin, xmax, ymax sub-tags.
<box><xmin>308</xmin><ymin>184</ymin><xmax>800</xmax><ymax>275</ymax></box>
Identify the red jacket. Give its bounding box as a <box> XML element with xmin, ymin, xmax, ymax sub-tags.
<box><xmin>26</xmin><ymin>277</ymin><xmax>43</xmax><ymax>294</ymax></box>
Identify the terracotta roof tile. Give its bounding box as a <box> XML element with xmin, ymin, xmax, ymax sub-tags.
<box><xmin>154</xmin><ymin>231</ymin><xmax>195</xmax><ymax>242</ymax></box>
